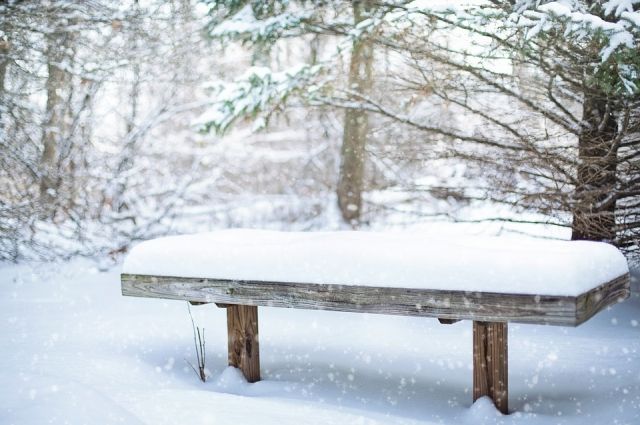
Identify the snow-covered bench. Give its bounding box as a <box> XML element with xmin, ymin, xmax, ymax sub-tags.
<box><xmin>121</xmin><ymin>229</ymin><xmax>630</xmax><ymax>414</ymax></box>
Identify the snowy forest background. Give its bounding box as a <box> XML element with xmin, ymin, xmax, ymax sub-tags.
<box><xmin>3</xmin><ymin>2</ymin><xmax>640</xmax><ymax>424</ymax></box>
<box><xmin>1</xmin><ymin>0</ymin><xmax>639</xmax><ymax>265</ymax></box>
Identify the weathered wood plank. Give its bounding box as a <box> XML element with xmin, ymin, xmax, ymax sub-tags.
<box><xmin>473</xmin><ymin>321</ymin><xmax>508</xmax><ymax>414</ymax></box>
<box><xmin>227</xmin><ymin>305</ymin><xmax>260</xmax><ymax>382</ymax></box>
<box><xmin>121</xmin><ymin>273</ymin><xmax>630</xmax><ymax>326</ymax></box>
<box><xmin>575</xmin><ymin>274</ymin><xmax>630</xmax><ymax>325</ymax></box>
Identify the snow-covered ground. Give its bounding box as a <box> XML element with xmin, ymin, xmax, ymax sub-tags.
<box><xmin>1</xmin><ymin>257</ymin><xmax>639</xmax><ymax>425</ymax></box>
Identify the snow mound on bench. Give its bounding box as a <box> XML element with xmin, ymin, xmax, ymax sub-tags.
<box><xmin>122</xmin><ymin>229</ymin><xmax>628</xmax><ymax>296</ymax></box>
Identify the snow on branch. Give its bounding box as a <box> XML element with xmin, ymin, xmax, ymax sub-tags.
<box><xmin>206</xmin><ymin>4</ymin><xmax>311</xmax><ymax>43</ymax></box>
<box><xmin>512</xmin><ymin>0</ymin><xmax>639</xmax><ymax>92</ymax></box>
<box><xmin>195</xmin><ymin>64</ymin><xmax>324</xmax><ymax>134</ymax></box>
<box><xmin>392</xmin><ymin>0</ymin><xmax>639</xmax><ymax>94</ymax></box>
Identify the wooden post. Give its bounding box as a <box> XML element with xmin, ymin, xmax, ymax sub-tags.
<box><xmin>473</xmin><ymin>321</ymin><xmax>508</xmax><ymax>414</ymax></box>
<box><xmin>227</xmin><ymin>304</ymin><xmax>260</xmax><ymax>382</ymax></box>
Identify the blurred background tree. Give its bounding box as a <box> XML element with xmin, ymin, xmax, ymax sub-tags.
<box><xmin>1</xmin><ymin>0</ymin><xmax>638</xmax><ymax>263</ymax></box>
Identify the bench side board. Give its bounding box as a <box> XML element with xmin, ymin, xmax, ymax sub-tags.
<box><xmin>121</xmin><ymin>273</ymin><xmax>629</xmax><ymax>326</ymax></box>
<box><xmin>575</xmin><ymin>274</ymin><xmax>631</xmax><ymax>325</ymax></box>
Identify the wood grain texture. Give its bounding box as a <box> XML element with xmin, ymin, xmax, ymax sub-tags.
<box><xmin>227</xmin><ymin>305</ymin><xmax>260</xmax><ymax>382</ymax></box>
<box><xmin>473</xmin><ymin>321</ymin><xmax>508</xmax><ymax>414</ymax></box>
<box><xmin>121</xmin><ymin>273</ymin><xmax>630</xmax><ymax>326</ymax></box>
<box><xmin>575</xmin><ymin>274</ymin><xmax>630</xmax><ymax>325</ymax></box>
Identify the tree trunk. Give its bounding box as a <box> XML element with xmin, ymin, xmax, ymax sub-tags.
<box><xmin>39</xmin><ymin>27</ymin><xmax>73</xmax><ymax>210</ymax></box>
<box><xmin>0</xmin><ymin>36</ymin><xmax>8</xmax><ymax>98</ymax></box>
<box><xmin>1</xmin><ymin>20</ymin><xmax>10</xmax><ymax>138</ymax></box>
<box><xmin>571</xmin><ymin>93</ymin><xmax>618</xmax><ymax>242</ymax></box>
<box><xmin>337</xmin><ymin>0</ymin><xmax>374</xmax><ymax>226</ymax></box>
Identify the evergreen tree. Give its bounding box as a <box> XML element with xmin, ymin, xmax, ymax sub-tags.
<box><xmin>199</xmin><ymin>0</ymin><xmax>640</xmax><ymax>258</ymax></box>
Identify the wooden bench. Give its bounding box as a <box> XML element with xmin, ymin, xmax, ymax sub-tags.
<box><xmin>121</xmin><ymin>230</ymin><xmax>630</xmax><ymax>414</ymax></box>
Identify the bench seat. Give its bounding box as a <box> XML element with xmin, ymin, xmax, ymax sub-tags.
<box><xmin>121</xmin><ymin>229</ymin><xmax>630</xmax><ymax>414</ymax></box>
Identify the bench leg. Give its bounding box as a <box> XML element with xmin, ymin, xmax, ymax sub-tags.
<box><xmin>473</xmin><ymin>321</ymin><xmax>508</xmax><ymax>414</ymax></box>
<box><xmin>227</xmin><ymin>305</ymin><xmax>260</xmax><ymax>382</ymax></box>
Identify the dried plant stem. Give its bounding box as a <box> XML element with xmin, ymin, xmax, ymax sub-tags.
<box><xmin>186</xmin><ymin>303</ymin><xmax>206</xmax><ymax>382</ymax></box>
